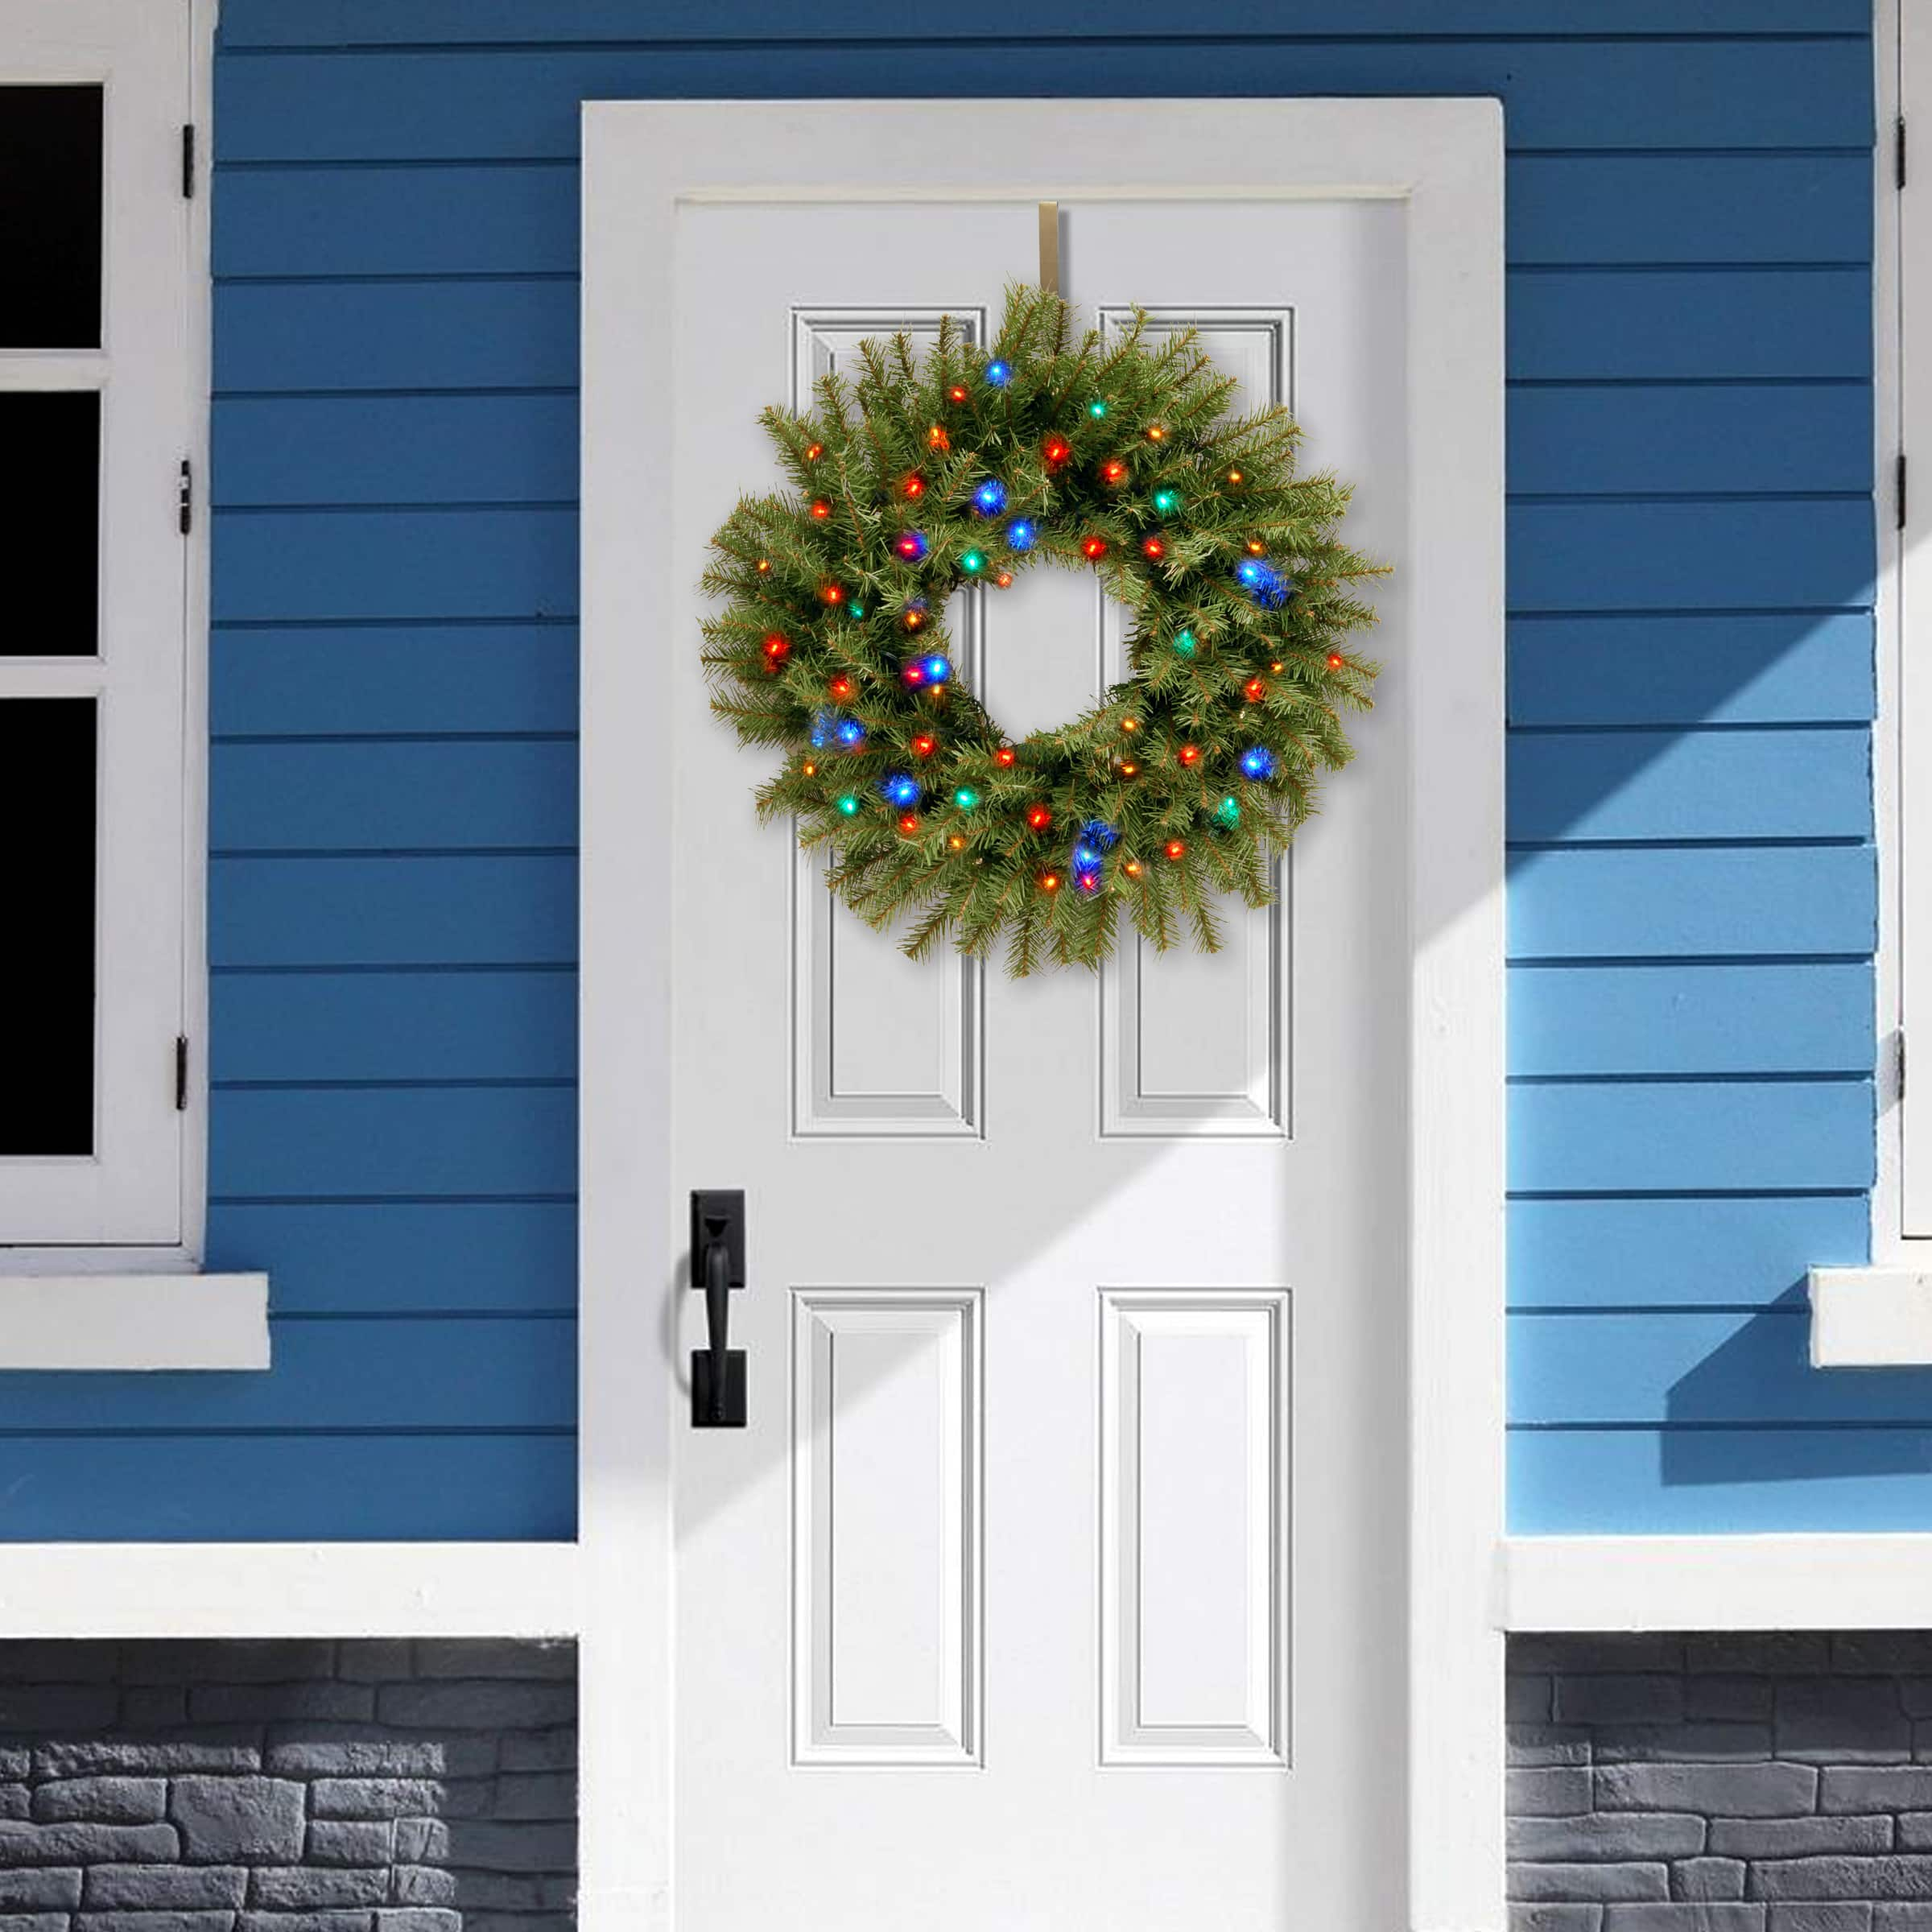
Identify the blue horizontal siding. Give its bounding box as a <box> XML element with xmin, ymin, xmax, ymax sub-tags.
<box><xmin>1508</xmin><ymin>270</ymin><xmax>1872</xmax><ymax>383</ymax></box>
<box><xmin>213</xmin><ymin>395</ymin><xmax>576</xmax><ymax>506</ymax></box>
<box><xmin>1508</xmin><ymin>614</ymin><xmax>1874</xmax><ymax>728</ymax></box>
<box><xmin>212</xmin><ymin>971</ymin><xmax>576</xmax><ymax>1084</ymax></box>
<box><xmin>207</xmin><ymin>1202</ymin><xmax>575</xmax><ymax>1315</ymax></box>
<box><xmin>0</xmin><ymin>1319</ymin><xmax>573</xmax><ymax>1432</ymax></box>
<box><xmin>1508</xmin><ymin>845</ymin><xmax>1875</xmax><ymax>960</ymax></box>
<box><xmin>213</xmin><ymin>625</ymin><xmax>579</xmax><ymax>737</ymax></box>
<box><xmin>217</xmin><ymin>1</ymin><xmax>1868</xmax><ymax>44</ymax></box>
<box><xmin>1513</xmin><ymin>1309</ymin><xmax>1932</xmax><ymax>1428</ymax></box>
<box><xmin>1507</xmin><ymin>386</ymin><xmax>1872</xmax><ymax>498</ymax></box>
<box><xmin>212</xmin><ymin>741</ymin><xmax>577</xmax><ymax>851</ymax></box>
<box><xmin>1509</xmin><ymin>1080</ymin><xmax>1874</xmax><ymax>1195</ymax></box>
<box><xmin>215</xmin><ymin>508</ymin><xmax>577</xmax><ymax>623</ymax></box>
<box><xmin>1509</xmin><ymin>963</ymin><xmax>1873</xmax><ymax>1079</ymax></box>
<box><xmin>1511</xmin><ymin>1435</ymin><xmax>1932</xmax><ymax>1538</ymax></box>
<box><xmin>1509</xmin><ymin>500</ymin><xmax>1875</xmax><ymax>613</ymax></box>
<box><xmin>213</xmin><ymin>41</ymin><xmax>1870</xmax><ymax>160</ymax></box>
<box><xmin>1508</xmin><ymin>727</ymin><xmax>1869</xmax><ymax>844</ymax></box>
<box><xmin>211</xmin><ymin>856</ymin><xmax>576</xmax><ymax>967</ymax></box>
<box><xmin>1509</xmin><ymin>1196</ymin><xmax>1868</xmax><ymax>1311</ymax></box>
<box><xmin>212</xmin><ymin>1087</ymin><xmax>576</xmax><ymax>1199</ymax></box>
<box><xmin>0</xmin><ymin>1437</ymin><xmax>574</xmax><ymax>1542</ymax></box>
<box><xmin>110</xmin><ymin>0</ymin><xmax>1872</xmax><ymax>1542</ymax></box>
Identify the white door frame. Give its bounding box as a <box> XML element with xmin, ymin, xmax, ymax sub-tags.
<box><xmin>580</xmin><ymin>97</ymin><xmax>1506</xmax><ymax>1932</ymax></box>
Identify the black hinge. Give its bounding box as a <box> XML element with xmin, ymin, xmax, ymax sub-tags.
<box><xmin>178</xmin><ymin>458</ymin><xmax>192</xmax><ymax>535</ymax></box>
<box><xmin>173</xmin><ymin>1036</ymin><xmax>188</xmax><ymax>1113</ymax></box>
<box><xmin>1900</xmin><ymin>115</ymin><xmax>1909</xmax><ymax>191</ymax></box>
<box><xmin>181</xmin><ymin>123</ymin><xmax>195</xmax><ymax>200</ymax></box>
<box><xmin>1900</xmin><ymin>1032</ymin><xmax>1909</xmax><ymax>1104</ymax></box>
<box><xmin>1899</xmin><ymin>452</ymin><xmax>1909</xmax><ymax>533</ymax></box>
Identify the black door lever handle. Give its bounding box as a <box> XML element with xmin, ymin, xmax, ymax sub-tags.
<box><xmin>702</xmin><ymin>1231</ymin><xmax>733</xmax><ymax>1424</ymax></box>
<box><xmin>690</xmin><ymin>1189</ymin><xmax>746</xmax><ymax>1427</ymax></box>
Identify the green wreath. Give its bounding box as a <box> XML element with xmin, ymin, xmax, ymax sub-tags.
<box><xmin>701</xmin><ymin>284</ymin><xmax>1384</xmax><ymax>975</ymax></box>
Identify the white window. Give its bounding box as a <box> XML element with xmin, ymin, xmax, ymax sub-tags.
<box><xmin>0</xmin><ymin>1</ymin><xmax>205</xmax><ymax>1255</ymax></box>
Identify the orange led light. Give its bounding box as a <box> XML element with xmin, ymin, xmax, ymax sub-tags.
<box><xmin>805</xmin><ymin>442</ymin><xmax>824</xmax><ymax>461</ymax></box>
<box><xmin>1165</xmin><ymin>840</ymin><xmax>1187</xmax><ymax>860</ymax></box>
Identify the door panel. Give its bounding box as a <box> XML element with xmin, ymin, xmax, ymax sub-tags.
<box><xmin>787</xmin><ymin>308</ymin><xmax>986</xmax><ymax>1138</ymax></box>
<box><xmin>1100</xmin><ymin>1289</ymin><xmax>1291</xmax><ymax>1765</ymax></box>
<box><xmin>671</xmin><ymin>192</ymin><xmax>1406</xmax><ymax>1931</ymax></box>
<box><xmin>791</xmin><ymin>1287</ymin><xmax>982</xmax><ymax>1765</ymax></box>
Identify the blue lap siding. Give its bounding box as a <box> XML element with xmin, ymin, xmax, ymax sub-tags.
<box><xmin>7</xmin><ymin>0</ymin><xmax>1872</xmax><ymax>1539</ymax></box>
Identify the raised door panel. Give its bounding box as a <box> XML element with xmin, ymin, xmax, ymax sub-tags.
<box><xmin>791</xmin><ymin>1286</ymin><xmax>983</xmax><ymax>1767</ymax></box>
<box><xmin>1100</xmin><ymin>1289</ymin><xmax>1291</xmax><ymax>1767</ymax></box>
<box><xmin>1096</xmin><ymin>311</ymin><xmax>1297</xmax><ymax>1137</ymax></box>
<box><xmin>788</xmin><ymin>309</ymin><xmax>985</xmax><ymax>1137</ymax></box>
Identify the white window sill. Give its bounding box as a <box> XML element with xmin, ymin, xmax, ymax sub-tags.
<box><xmin>0</xmin><ymin>1274</ymin><xmax>268</xmax><ymax>1370</ymax></box>
<box><xmin>1809</xmin><ymin>1266</ymin><xmax>1932</xmax><ymax>1367</ymax></box>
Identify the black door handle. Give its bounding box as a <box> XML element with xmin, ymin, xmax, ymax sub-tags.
<box><xmin>690</xmin><ymin>1189</ymin><xmax>746</xmax><ymax>1427</ymax></box>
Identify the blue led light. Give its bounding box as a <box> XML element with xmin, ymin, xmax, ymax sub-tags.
<box><xmin>922</xmin><ymin>654</ymin><xmax>951</xmax><ymax>685</ymax></box>
<box><xmin>1073</xmin><ymin>840</ymin><xmax>1105</xmax><ymax>871</ymax></box>
<box><xmin>835</xmin><ymin>718</ymin><xmax>866</xmax><ymax>749</ymax></box>
<box><xmin>1235</xmin><ymin>558</ymin><xmax>1294</xmax><ymax>609</ymax></box>
<box><xmin>1081</xmin><ymin>819</ymin><xmax>1120</xmax><ymax>848</ymax></box>
<box><xmin>1241</xmin><ymin>746</ymin><xmax>1277</xmax><ymax>781</ymax></box>
<box><xmin>1005</xmin><ymin>518</ymin><xmax>1037</xmax><ymax>551</ymax></box>
<box><xmin>880</xmin><ymin>771</ymin><xmax>920</xmax><ymax>809</ymax></box>
<box><xmin>809</xmin><ymin>711</ymin><xmax>832</xmax><ymax>750</ymax></box>
<box><xmin>985</xmin><ymin>360</ymin><xmax>1012</xmax><ymax>387</ymax></box>
<box><xmin>972</xmin><ymin>478</ymin><xmax>1008</xmax><ymax>517</ymax></box>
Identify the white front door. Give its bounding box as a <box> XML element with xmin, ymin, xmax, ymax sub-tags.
<box><xmin>581</xmin><ymin>97</ymin><xmax>1508</xmax><ymax>1932</ymax></box>
<box><xmin>672</xmin><ymin>215</ymin><xmax>1402</xmax><ymax>1931</ymax></box>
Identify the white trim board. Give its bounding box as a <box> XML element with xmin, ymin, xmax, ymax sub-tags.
<box><xmin>0</xmin><ymin>1544</ymin><xmax>580</xmax><ymax>1639</ymax></box>
<box><xmin>0</xmin><ymin>1274</ymin><xmax>267</xmax><ymax>1369</ymax></box>
<box><xmin>580</xmin><ymin>96</ymin><xmax>1506</xmax><ymax>1932</ymax></box>
<box><xmin>1505</xmin><ymin>1535</ymin><xmax>1932</xmax><ymax>1633</ymax></box>
<box><xmin>1810</xmin><ymin>1265</ymin><xmax>1932</xmax><ymax>1366</ymax></box>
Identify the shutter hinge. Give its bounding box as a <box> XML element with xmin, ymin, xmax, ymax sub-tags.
<box><xmin>1899</xmin><ymin>115</ymin><xmax>1909</xmax><ymax>191</ymax></box>
<box><xmin>181</xmin><ymin>123</ymin><xmax>195</xmax><ymax>200</ymax></box>
<box><xmin>1899</xmin><ymin>452</ymin><xmax>1909</xmax><ymax>533</ymax></box>
<box><xmin>173</xmin><ymin>1036</ymin><xmax>189</xmax><ymax>1113</ymax></box>
<box><xmin>178</xmin><ymin>458</ymin><xmax>192</xmax><ymax>535</ymax></box>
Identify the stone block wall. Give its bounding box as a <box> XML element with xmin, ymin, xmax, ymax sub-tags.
<box><xmin>0</xmin><ymin>1640</ymin><xmax>575</xmax><ymax>1932</ymax></box>
<box><xmin>1509</xmin><ymin>1633</ymin><xmax>1932</xmax><ymax>1932</ymax></box>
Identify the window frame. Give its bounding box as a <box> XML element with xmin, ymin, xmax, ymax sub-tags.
<box><xmin>0</xmin><ymin>0</ymin><xmax>210</xmax><ymax>1265</ymax></box>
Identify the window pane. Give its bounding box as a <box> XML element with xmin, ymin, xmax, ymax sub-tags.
<box><xmin>0</xmin><ymin>699</ymin><xmax>95</xmax><ymax>1156</ymax></box>
<box><xmin>0</xmin><ymin>393</ymin><xmax>98</xmax><ymax>657</ymax></box>
<box><xmin>0</xmin><ymin>85</ymin><xmax>102</xmax><ymax>349</ymax></box>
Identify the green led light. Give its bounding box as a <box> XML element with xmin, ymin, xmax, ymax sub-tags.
<box><xmin>960</xmin><ymin>550</ymin><xmax>985</xmax><ymax>575</ymax></box>
<box><xmin>1172</xmin><ymin>629</ymin><xmax>1197</xmax><ymax>658</ymax></box>
<box><xmin>1152</xmin><ymin>488</ymin><xmax>1181</xmax><ymax>515</ymax></box>
<box><xmin>849</xmin><ymin>602</ymin><xmax>865</xmax><ymax>618</ymax></box>
<box><xmin>1216</xmin><ymin>795</ymin><xmax>1241</xmax><ymax>828</ymax></box>
<box><xmin>836</xmin><ymin>794</ymin><xmax>860</xmax><ymax>817</ymax></box>
<box><xmin>953</xmin><ymin>787</ymin><xmax>980</xmax><ymax>811</ymax></box>
<box><xmin>1088</xmin><ymin>399</ymin><xmax>1107</xmax><ymax>419</ymax></box>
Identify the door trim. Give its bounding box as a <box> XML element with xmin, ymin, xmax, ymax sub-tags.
<box><xmin>580</xmin><ymin>96</ymin><xmax>1506</xmax><ymax>1932</ymax></box>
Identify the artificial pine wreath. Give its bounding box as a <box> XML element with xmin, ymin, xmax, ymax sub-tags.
<box><xmin>701</xmin><ymin>284</ymin><xmax>1384</xmax><ymax>974</ymax></box>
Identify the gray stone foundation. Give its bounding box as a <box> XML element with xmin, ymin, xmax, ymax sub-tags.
<box><xmin>0</xmin><ymin>1640</ymin><xmax>575</xmax><ymax>1932</ymax></box>
<box><xmin>1509</xmin><ymin>1633</ymin><xmax>1932</xmax><ymax>1932</ymax></box>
